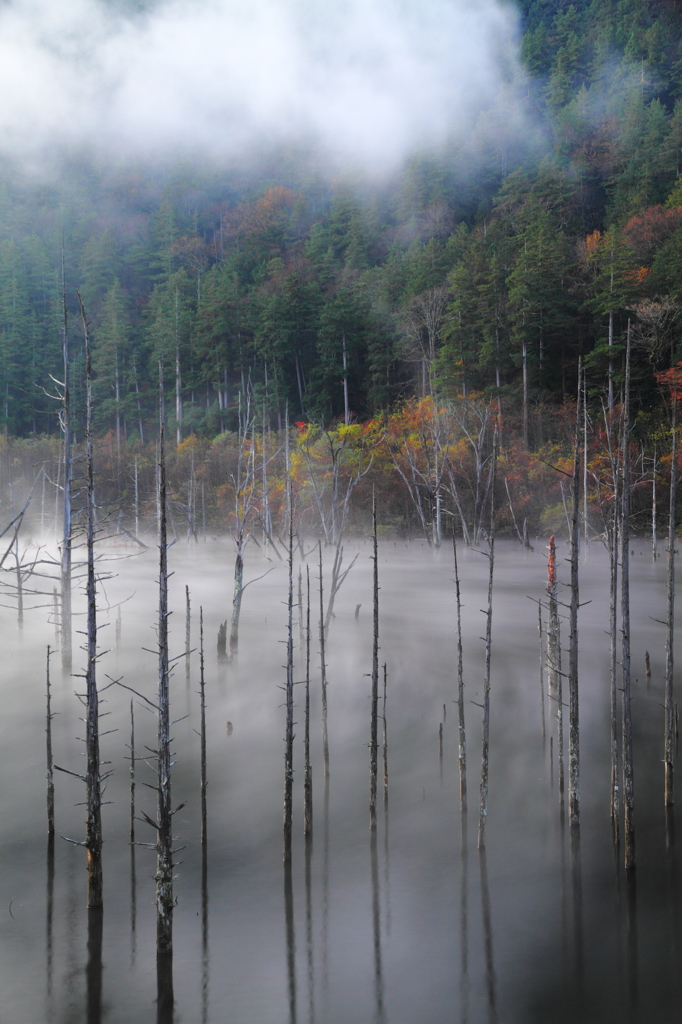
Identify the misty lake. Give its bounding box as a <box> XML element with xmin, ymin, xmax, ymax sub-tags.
<box><xmin>0</xmin><ymin>535</ymin><xmax>679</xmax><ymax>1023</ymax></box>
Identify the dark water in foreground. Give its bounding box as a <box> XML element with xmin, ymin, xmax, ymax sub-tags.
<box><xmin>0</xmin><ymin>536</ymin><xmax>679</xmax><ymax>1023</ymax></box>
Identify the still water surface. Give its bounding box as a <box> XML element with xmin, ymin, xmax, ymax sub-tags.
<box><xmin>0</xmin><ymin>536</ymin><xmax>678</xmax><ymax>1023</ymax></box>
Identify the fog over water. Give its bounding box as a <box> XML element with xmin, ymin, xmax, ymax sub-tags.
<box><xmin>0</xmin><ymin>533</ymin><xmax>680</xmax><ymax>1022</ymax></box>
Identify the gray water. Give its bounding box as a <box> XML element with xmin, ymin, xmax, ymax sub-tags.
<box><xmin>0</xmin><ymin>535</ymin><xmax>678</xmax><ymax>1023</ymax></box>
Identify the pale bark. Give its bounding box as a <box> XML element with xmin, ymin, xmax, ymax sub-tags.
<box><xmin>370</xmin><ymin>495</ymin><xmax>379</xmax><ymax>831</ymax></box>
<box><xmin>621</xmin><ymin>325</ymin><xmax>635</xmax><ymax>870</ymax></box>
<box><xmin>568</xmin><ymin>363</ymin><xmax>581</xmax><ymax>829</ymax></box>
<box><xmin>478</xmin><ymin>433</ymin><xmax>497</xmax><ymax>850</ymax></box>
<box><xmin>453</xmin><ymin>534</ymin><xmax>466</xmax><ymax>810</ymax></box>
<box><xmin>665</xmin><ymin>400</ymin><xmax>677</xmax><ymax>806</ymax></box>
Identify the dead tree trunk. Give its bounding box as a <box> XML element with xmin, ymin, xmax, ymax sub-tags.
<box><xmin>319</xmin><ymin>542</ymin><xmax>329</xmax><ymax>777</ymax></box>
<box><xmin>78</xmin><ymin>293</ymin><xmax>103</xmax><ymax>909</ymax></box>
<box><xmin>129</xmin><ymin>700</ymin><xmax>135</xmax><ymax>845</ymax></box>
<box><xmin>665</xmin><ymin>399</ymin><xmax>677</xmax><ymax>806</ymax></box>
<box><xmin>229</xmin><ymin>547</ymin><xmax>244</xmax><ymax>660</ymax></box>
<box><xmin>46</xmin><ymin>646</ymin><xmax>55</xmax><ymax>835</ymax></box>
<box><xmin>621</xmin><ymin>325</ymin><xmax>635</xmax><ymax>871</ymax></box>
<box><xmin>283</xmin><ymin>502</ymin><xmax>295</xmax><ymax>864</ymax></box>
<box><xmin>60</xmin><ymin>265</ymin><xmax>72</xmax><ymax>671</ymax></box>
<box><xmin>382</xmin><ymin>663</ymin><xmax>388</xmax><ymax>810</ymax></box>
<box><xmin>199</xmin><ymin>607</ymin><xmax>208</xmax><ymax>846</ymax></box>
<box><xmin>609</xmin><ymin>470</ymin><xmax>620</xmax><ymax>841</ymax></box>
<box><xmin>304</xmin><ymin>566</ymin><xmax>313</xmax><ymax>838</ymax></box>
<box><xmin>453</xmin><ymin>533</ymin><xmax>467</xmax><ymax>810</ymax></box>
<box><xmin>370</xmin><ymin>494</ymin><xmax>380</xmax><ymax>831</ymax></box>
<box><xmin>568</xmin><ymin>363</ymin><xmax>581</xmax><ymax>829</ymax></box>
<box><xmin>185</xmin><ymin>586</ymin><xmax>191</xmax><ymax>685</ymax></box>
<box><xmin>478</xmin><ymin>433</ymin><xmax>497</xmax><ymax>850</ymax></box>
<box><xmin>547</xmin><ymin>536</ymin><xmax>564</xmax><ymax>801</ymax></box>
<box><xmin>652</xmin><ymin>445</ymin><xmax>658</xmax><ymax>562</ymax></box>
<box><xmin>156</xmin><ymin>365</ymin><xmax>174</xmax><ymax>959</ymax></box>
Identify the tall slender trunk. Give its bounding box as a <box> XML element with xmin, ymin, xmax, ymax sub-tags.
<box><xmin>342</xmin><ymin>333</ymin><xmax>349</xmax><ymax>427</ymax></box>
<box><xmin>522</xmin><ymin>339</ymin><xmax>529</xmax><ymax>448</ymax></box>
<box><xmin>319</xmin><ymin>542</ymin><xmax>329</xmax><ymax>777</ymax></box>
<box><xmin>199</xmin><ymin>608</ymin><xmax>208</xmax><ymax>846</ymax></box>
<box><xmin>608</xmin><ymin>310</ymin><xmax>614</xmax><ymax>414</ymax></box>
<box><xmin>60</xmin><ymin>264</ymin><xmax>72</xmax><ymax>671</ymax></box>
<box><xmin>283</xmin><ymin>504</ymin><xmax>295</xmax><ymax>863</ymax></box>
<box><xmin>478</xmin><ymin>433</ymin><xmax>497</xmax><ymax>849</ymax></box>
<box><xmin>370</xmin><ymin>495</ymin><xmax>380</xmax><ymax>831</ymax></box>
<box><xmin>46</xmin><ymin>646</ymin><xmax>54</xmax><ymax>835</ymax></box>
<box><xmin>652</xmin><ymin>445</ymin><xmax>658</xmax><ymax>562</ymax></box>
<box><xmin>610</xmin><ymin>468</ymin><xmax>620</xmax><ymax>841</ymax></box>
<box><xmin>229</xmin><ymin>543</ymin><xmax>244</xmax><ymax>659</ymax></box>
<box><xmin>453</xmin><ymin>534</ymin><xmax>466</xmax><ymax>810</ymax></box>
<box><xmin>665</xmin><ymin>400</ymin><xmax>677</xmax><ymax>806</ymax></box>
<box><xmin>304</xmin><ymin>566</ymin><xmax>313</xmax><ymax>837</ymax></box>
<box><xmin>568</xmin><ymin>362</ymin><xmax>581</xmax><ymax>829</ymax></box>
<box><xmin>156</xmin><ymin>364</ymin><xmax>174</xmax><ymax>958</ymax></box>
<box><xmin>621</xmin><ymin>325</ymin><xmax>635</xmax><ymax>871</ymax></box>
<box><xmin>78</xmin><ymin>292</ymin><xmax>103</xmax><ymax>908</ymax></box>
<box><xmin>547</xmin><ymin>536</ymin><xmax>564</xmax><ymax>801</ymax></box>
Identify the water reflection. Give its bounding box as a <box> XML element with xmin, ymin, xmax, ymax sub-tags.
<box><xmin>478</xmin><ymin>847</ymin><xmax>497</xmax><ymax>1024</ymax></box>
<box><xmin>284</xmin><ymin>859</ymin><xmax>297</xmax><ymax>1024</ymax></box>
<box><xmin>201</xmin><ymin>846</ymin><xmax>209</xmax><ymax>1024</ymax></box>
<box><xmin>459</xmin><ymin>811</ymin><xmax>469</xmax><ymax>1024</ymax></box>
<box><xmin>370</xmin><ymin>831</ymin><xmax>386</xmax><ymax>1024</ymax></box>
<box><xmin>130</xmin><ymin>846</ymin><xmax>137</xmax><ymax>967</ymax></box>
<box><xmin>304</xmin><ymin>837</ymin><xmax>315</xmax><ymax>1024</ymax></box>
<box><xmin>156</xmin><ymin>954</ymin><xmax>174</xmax><ymax>1024</ymax></box>
<box><xmin>625</xmin><ymin>871</ymin><xmax>638</xmax><ymax>1022</ymax></box>
<box><xmin>570</xmin><ymin>828</ymin><xmax>584</xmax><ymax>1013</ymax></box>
<box><xmin>86</xmin><ymin>908</ymin><xmax>103</xmax><ymax>1024</ymax></box>
<box><xmin>45</xmin><ymin>834</ymin><xmax>54</xmax><ymax>1019</ymax></box>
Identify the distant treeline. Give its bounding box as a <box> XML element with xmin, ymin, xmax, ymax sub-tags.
<box><xmin>1</xmin><ymin>0</ymin><xmax>682</xmax><ymax>438</ymax></box>
<box><xmin>1</xmin><ymin>396</ymin><xmax>677</xmax><ymax>543</ymax></box>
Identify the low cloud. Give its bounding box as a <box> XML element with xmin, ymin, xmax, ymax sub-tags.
<box><xmin>0</xmin><ymin>0</ymin><xmax>526</xmax><ymax>173</ymax></box>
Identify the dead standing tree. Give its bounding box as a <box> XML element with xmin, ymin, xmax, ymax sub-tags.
<box><xmin>296</xmin><ymin>423</ymin><xmax>371</xmax><ymax>627</ymax></box>
<box><xmin>568</xmin><ymin>363</ymin><xmax>582</xmax><ymax>830</ymax></box>
<box><xmin>621</xmin><ymin>326</ymin><xmax>635</xmax><ymax>871</ymax></box>
<box><xmin>370</xmin><ymin>494</ymin><xmax>380</xmax><ymax>831</ymax></box>
<box><xmin>283</xmin><ymin>498</ymin><xmax>295</xmax><ymax>864</ymax></box>
<box><xmin>221</xmin><ymin>404</ymin><xmax>274</xmax><ymax>659</ymax></box>
<box><xmin>54</xmin><ymin>294</ymin><xmax>106</xmax><ymax>908</ymax></box>
<box><xmin>478</xmin><ymin>431</ymin><xmax>498</xmax><ymax>850</ymax></box>
<box><xmin>153</xmin><ymin>367</ymin><xmax>178</xmax><ymax>965</ymax></box>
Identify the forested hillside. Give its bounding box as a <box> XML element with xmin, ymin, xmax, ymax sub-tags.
<box><xmin>1</xmin><ymin>0</ymin><xmax>682</xmax><ymax>444</ymax></box>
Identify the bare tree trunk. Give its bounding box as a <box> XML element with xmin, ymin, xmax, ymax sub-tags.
<box><xmin>538</xmin><ymin>602</ymin><xmax>546</xmax><ymax>746</ymax></box>
<box><xmin>522</xmin><ymin>339</ymin><xmax>529</xmax><ymax>448</ymax></box>
<box><xmin>608</xmin><ymin>310</ymin><xmax>614</xmax><ymax>414</ymax></box>
<box><xmin>382</xmin><ymin>663</ymin><xmax>388</xmax><ymax>811</ymax></box>
<box><xmin>665</xmin><ymin>400</ymin><xmax>677</xmax><ymax>806</ymax></box>
<box><xmin>156</xmin><ymin>365</ymin><xmax>174</xmax><ymax>959</ymax></box>
<box><xmin>60</xmin><ymin>264</ymin><xmax>72</xmax><ymax>672</ymax></box>
<box><xmin>319</xmin><ymin>542</ymin><xmax>329</xmax><ymax>778</ymax></box>
<box><xmin>304</xmin><ymin>566</ymin><xmax>313</xmax><ymax>838</ymax></box>
<box><xmin>185</xmin><ymin>585</ymin><xmax>191</xmax><ymax>685</ymax></box>
<box><xmin>568</xmin><ymin>362</ymin><xmax>581</xmax><ymax>829</ymax></box>
<box><xmin>453</xmin><ymin>534</ymin><xmax>466</xmax><ymax>810</ymax></box>
<box><xmin>370</xmin><ymin>495</ymin><xmax>380</xmax><ymax>831</ymax></box>
<box><xmin>229</xmin><ymin>544</ymin><xmax>244</xmax><ymax>659</ymax></box>
<box><xmin>610</xmin><ymin>477</ymin><xmax>620</xmax><ymax>841</ymax></box>
<box><xmin>78</xmin><ymin>292</ymin><xmax>103</xmax><ymax>909</ymax></box>
<box><xmin>652</xmin><ymin>445</ymin><xmax>658</xmax><ymax>562</ymax></box>
<box><xmin>547</xmin><ymin>536</ymin><xmax>564</xmax><ymax>802</ymax></box>
<box><xmin>46</xmin><ymin>646</ymin><xmax>54</xmax><ymax>835</ymax></box>
<box><xmin>478</xmin><ymin>434</ymin><xmax>497</xmax><ymax>850</ymax></box>
<box><xmin>621</xmin><ymin>325</ymin><xmax>635</xmax><ymax>871</ymax></box>
<box><xmin>199</xmin><ymin>607</ymin><xmax>208</xmax><ymax>847</ymax></box>
<box><xmin>283</xmin><ymin>505</ymin><xmax>295</xmax><ymax>863</ymax></box>
<box><xmin>129</xmin><ymin>700</ymin><xmax>135</xmax><ymax>845</ymax></box>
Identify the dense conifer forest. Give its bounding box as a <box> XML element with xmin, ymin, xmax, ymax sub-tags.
<box><xmin>2</xmin><ymin>0</ymin><xmax>682</xmax><ymax>534</ymax></box>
